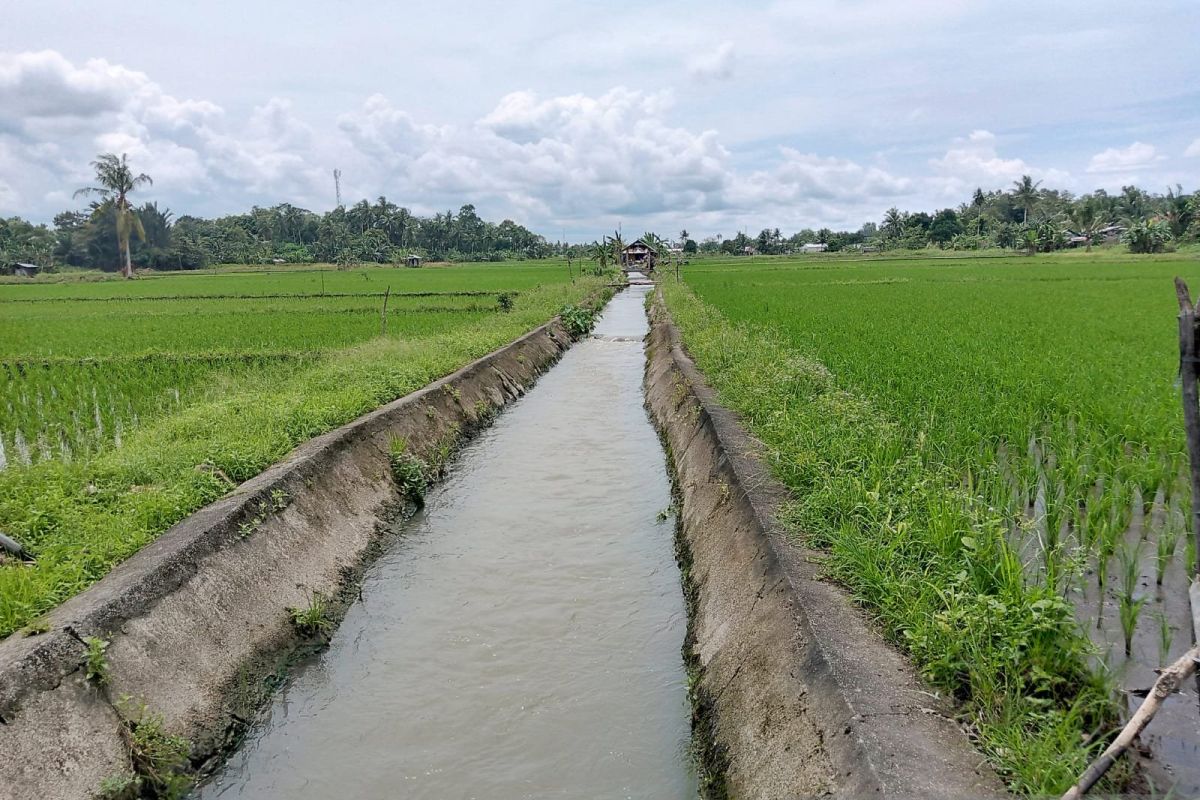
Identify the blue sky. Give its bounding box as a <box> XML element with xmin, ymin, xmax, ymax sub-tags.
<box><xmin>2</xmin><ymin>0</ymin><xmax>1198</xmax><ymax>239</ymax></box>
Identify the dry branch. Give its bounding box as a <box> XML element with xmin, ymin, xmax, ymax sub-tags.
<box><xmin>1060</xmin><ymin>645</ymin><xmax>1200</xmax><ymax>799</ymax></box>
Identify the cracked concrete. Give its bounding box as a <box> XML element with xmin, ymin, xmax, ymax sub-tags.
<box><xmin>643</xmin><ymin>289</ymin><xmax>1007</xmax><ymax>800</ymax></box>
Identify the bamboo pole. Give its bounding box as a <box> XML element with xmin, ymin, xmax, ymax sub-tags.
<box><xmin>1060</xmin><ymin>646</ymin><xmax>1200</xmax><ymax>799</ymax></box>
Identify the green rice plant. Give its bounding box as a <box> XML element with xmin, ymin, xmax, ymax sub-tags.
<box><xmin>0</xmin><ymin>275</ymin><xmax>610</xmax><ymax>638</ymax></box>
<box><xmin>1155</xmin><ymin>610</ymin><xmax>1173</xmax><ymax>667</ymax></box>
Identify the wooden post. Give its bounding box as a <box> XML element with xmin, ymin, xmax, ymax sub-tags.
<box><xmin>380</xmin><ymin>285</ymin><xmax>391</xmax><ymax>336</ymax></box>
<box><xmin>1174</xmin><ymin>278</ymin><xmax>1200</xmax><ymax>649</ymax></box>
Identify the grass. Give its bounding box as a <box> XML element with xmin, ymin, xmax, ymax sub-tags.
<box><xmin>0</xmin><ymin>263</ymin><xmax>604</xmax><ymax>637</ymax></box>
<box><xmin>661</xmin><ymin>249</ymin><xmax>1200</xmax><ymax>794</ymax></box>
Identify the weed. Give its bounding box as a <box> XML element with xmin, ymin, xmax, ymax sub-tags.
<box><xmin>497</xmin><ymin>292</ymin><xmax>515</xmax><ymax>312</ymax></box>
<box><xmin>113</xmin><ymin>700</ymin><xmax>192</xmax><ymax>799</ymax></box>
<box><xmin>269</xmin><ymin>488</ymin><xmax>290</xmax><ymax>512</ymax></box>
<box><xmin>84</xmin><ymin>636</ymin><xmax>110</xmax><ymax>685</ymax></box>
<box><xmin>96</xmin><ymin>772</ymin><xmax>142</xmax><ymax>799</ymax></box>
<box><xmin>655</xmin><ymin>502</ymin><xmax>679</xmax><ymax>523</ymax></box>
<box><xmin>388</xmin><ymin>439</ymin><xmax>429</xmax><ymax>505</ymax></box>
<box><xmin>287</xmin><ymin>590</ymin><xmax>332</xmax><ymax>637</ymax></box>
<box><xmin>558</xmin><ymin>304</ymin><xmax>596</xmax><ymax>337</ymax></box>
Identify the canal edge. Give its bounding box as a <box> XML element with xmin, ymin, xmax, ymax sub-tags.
<box><xmin>0</xmin><ymin>294</ymin><xmax>610</xmax><ymax>800</ymax></box>
<box><xmin>643</xmin><ymin>287</ymin><xmax>1008</xmax><ymax>799</ymax></box>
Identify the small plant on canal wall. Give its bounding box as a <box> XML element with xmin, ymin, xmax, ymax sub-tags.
<box><xmin>558</xmin><ymin>304</ymin><xmax>596</xmax><ymax>338</ymax></box>
<box><xmin>288</xmin><ymin>590</ymin><xmax>333</xmax><ymax>638</ymax></box>
<box><xmin>389</xmin><ymin>438</ymin><xmax>429</xmax><ymax>505</ymax></box>
<box><xmin>102</xmin><ymin>701</ymin><xmax>193</xmax><ymax>799</ymax></box>
<box><xmin>84</xmin><ymin>635</ymin><xmax>110</xmax><ymax>686</ymax></box>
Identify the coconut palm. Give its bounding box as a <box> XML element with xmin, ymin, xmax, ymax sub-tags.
<box><xmin>882</xmin><ymin>207</ymin><xmax>905</xmax><ymax>242</ymax></box>
<box><xmin>74</xmin><ymin>153</ymin><xmax>152</xmax><ymax>278</ymax></box>
<box><xmin>1012</xmin><ymin>175</ymin><xmax>1042</xmax><ymax>224</ymax></box>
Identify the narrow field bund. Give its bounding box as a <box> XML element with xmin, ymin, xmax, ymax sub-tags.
<box><xmin>0</xmin><ymin>300</ymin><xmax>601</xmax><ymax>799</ymax></box>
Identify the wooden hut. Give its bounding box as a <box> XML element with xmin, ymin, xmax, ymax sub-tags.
<box><xmin>620</xmin><ymin>239</ymin><xmax>657</xmax><ymax>271</ymax></box>
<box><xmin>3</xmin><ymin>262</ymin><xmax>41</xmax><ymax>277</ymax></box>
<box><xmin>405</xmin><ymin>254</ymin><xmax>422</xmax><ymax>267</ymax></box>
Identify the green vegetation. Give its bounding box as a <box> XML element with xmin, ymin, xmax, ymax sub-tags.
<box><xmin>388</xmin><ymin>439</ymin><xmax>430</xmax><ymax>505</ymax></box>
<box><xmin>287</xmin><ymin>591</ymin><xmax>333</xmax><ymax>638</ymax></box>
<box><xmin>0</xmin><ymin>263</ymin><xmax>604</xmax><ymax>637</ymax></box>
<box><xmin>664</xmin><ymin>251</ymin><xmax>1200</xmax><ymax>794</ymax></box>
<box><xmin>117</xmin><ymin>703</ymin><xmax>192</xmax><ymax>799</ymax></box>
<box><xmin>558</xmin><ymin>304</ymin><xmax>598</xmax><ymax>337</ymax></box>
<box><xmin>84</xmin><ymin>636</ymin><xmax>111</xmax><ymax>685</ymax></box>
<box><xmin>683</xmin><ymin>181</ymin><xmax>1196</xmax><ymax>256</ymax></box>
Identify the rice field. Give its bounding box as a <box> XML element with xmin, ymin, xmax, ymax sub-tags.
<box><xmin>0</xmin><ymin>262</ymin><xmax>601</xmax><ymax>637</ymax></box>
<box><xmin>664</xmin><ymin>251</ymin><xmax>1200</xmax><ymax>794</ymax></box>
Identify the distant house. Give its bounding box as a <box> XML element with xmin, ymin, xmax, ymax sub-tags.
<box><xmin>742</xmin><ymin>245</ymin><xmax>757</xmax><ymax>256</ymax></box>
<box><xmin>405</xmin><ymin>254</ymin><xmax>422</xmax><ymax>267</ymax></box>
<box><xmin>620</xmin><ymin>239</ymin><xmax>657</xmax><ymax>271</ymax></box>
<box><xmin>2</xmin><ymin>262</ymin><xmax>41</xmax><ymax>277</ymax></box>
<box><xmin>800</xmin><ymin>243</ymin><xmax>828</xmax><ymax>253</ymax></box>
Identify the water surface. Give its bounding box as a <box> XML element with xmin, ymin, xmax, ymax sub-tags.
<box><xmin>196</xmin><ymin>284</ymin><xmax>696</xmax><ymax>799</ymax></box>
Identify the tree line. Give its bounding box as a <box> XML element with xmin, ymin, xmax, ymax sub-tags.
<box><xmin>694</xmin><ymin>179</ymin><xmax>1197</xmax><ymax>256</ymax></box>
<box><xmin>0</xmin><ymin>154</ymin><xmax>555</xmax><ymax>275</ymax></box>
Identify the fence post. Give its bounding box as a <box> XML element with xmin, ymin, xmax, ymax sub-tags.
<box><xmin>1173</xmin><ymin>277</ymin><xmax>1200</xmax><ymax>647</ymax></box>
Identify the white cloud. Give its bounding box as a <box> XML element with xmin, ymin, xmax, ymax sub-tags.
<box><xmin>1086</xmin><ymin>141</ymin><xmax>1163</xmax><ymax>173</ymax></box>
<box><xmin>1184</xmin><ymin>138</ymin><xmax>1200</xmax><ymax>158</ymax></box>
<box><xmin>1</xmin><ymin>46</ymin><xmax>1197</xmax><ymax>236</ymax></box>
<box><xmin>688</xmin><ymin>42</ymin><xmax>736</xmax><ymax>82</ymax></box>
<box><xmin>928</xmin><ymin>130</ymin><xmax>1069</xmax><ymax>197</ymax></box>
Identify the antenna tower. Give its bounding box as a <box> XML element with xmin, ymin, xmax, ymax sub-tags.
<box><xmin>333</xmin><ymin>168</ymin><xmax>343</xmax><ymax>208</ymax></box>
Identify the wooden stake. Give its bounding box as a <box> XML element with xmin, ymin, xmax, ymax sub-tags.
<box><xmin>1176</xmin><ymin>277</ymin><xmax>1200</xmax><ymax>580</ymax></box>
<box><xmin>380</xmin><ymin>285</ymin><xmax>390</xmax><ymax>336</ymax></box>
<box><xmin>1060</xmin><ymin>645</ymin><xmax>1199</xmax><ymax>799</ymax></box>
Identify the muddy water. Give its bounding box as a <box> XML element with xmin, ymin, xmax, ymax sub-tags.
<box><xmin>196</xmin><ymin>283</ymin><xmax>697</xmax><ymax>799</ymax></box>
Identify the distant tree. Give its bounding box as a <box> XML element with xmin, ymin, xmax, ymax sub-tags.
<box><xmin>682</xmin><ymin>238</ymin><xmax>698</xmax><ymax>254</ymax></box>
<box><xmin>1162</xmin><ymin>185</ymin><xmax>1195</xmax><ymax>239</ymax></box>
<box><xmin>74</xmin><ymin>153</ymin><xmax>153</xmax><ymax>278</ymax></box>
<box><xmin>1011</xmin><ymin>175</ymin><xmax>1042</xmax><ymax>224</ymax></box>
<box><xmin>1122</xmin><ymin>219</ymin><xmax>1173</xmax><ymax>254</ymax></box>
<box><xmin>928</xmin><ymin>209</ymin><xmax>963</xmax><ymax>246</ymax></box>
<box><xmin>882</xmin><ymin>207</ymin><xmax>905</xmax><ymax>242</ymax></box>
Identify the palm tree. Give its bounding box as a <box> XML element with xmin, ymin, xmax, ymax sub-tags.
<box><xmin>1011</xmin><ymin>175</ymin><xmax>1042</xmax><ymax>224</ymax></box>
<box><xmin>74</xmin><ymin>153</ymin><xmax>152</xmax><ymax>278</ymax></box>
<box><xmin>882</xmin><ymin>207</ymin><xmax>905</xmax><ymax>241</ymax></box>
<box><xmin>1162</xmin><ymin>185</ymin><xmax>1195</xmax><ymax>240</ymax></box>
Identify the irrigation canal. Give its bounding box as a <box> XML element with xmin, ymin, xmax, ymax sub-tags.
<box><xmin>194</xmin><ymin>280</ymin><xmax>698</xmax><ymax>798</ymax></box>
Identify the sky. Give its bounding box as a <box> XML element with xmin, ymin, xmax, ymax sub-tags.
<box><xmin>2</xmin><ymin>1</ymin><xmax>1198</xmax><ymax>240</ymax></box>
